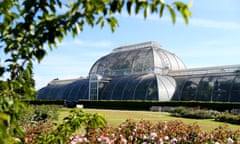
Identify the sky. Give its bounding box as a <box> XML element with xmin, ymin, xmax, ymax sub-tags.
<box><xmin>31</xmin><ymin>0</ymin><xmax>240</xmax><ymax>89</ymax></box>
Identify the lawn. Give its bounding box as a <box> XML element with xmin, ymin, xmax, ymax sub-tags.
<box><xmin>58</xmin><ymin>108</ymin><xmax>240</xmax><ymax>132</ymax></box>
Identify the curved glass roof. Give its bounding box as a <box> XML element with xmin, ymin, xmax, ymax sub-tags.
<box><xmin>36</xmin><ymin>79</ymin><xmax>89</xmax><ymax>101</ymax></box>
<box><xmin>37</xmin><ymin>73</ymin><xmax>176</xmax><ymax>101</ymax></box>
<box><xmin>36</xmin><ymin>41</ymin><xmax>240</xmax><ymax>102</ymax></box>
<box><xmin>173</xmin><ymin>72</ymin><xmax>240</xmax><ymax>102</ymax></box>
<box><xmin>89</xmin><ymin>41</ymin><xmax>186</xmax><ymax>76</ymax></box>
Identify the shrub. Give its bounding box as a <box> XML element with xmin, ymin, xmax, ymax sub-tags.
<box><xmin>19</xmin><ymin>105</ymin><xmax>61</xmax><ymax>126</ymax></box>
<box><xmin>20</xmin><ymin>105</ymin><xmax>62</xmax><ymax>143</ymax></box>
<box><xmin>215</xmin><ymin>112</ymin><xmax>240</xmax><ymax>125</ymax></box>
<box><xmin>170</xmin><ymin>107</ymin><xmax>216</xmax><ymax>119</ymax></box>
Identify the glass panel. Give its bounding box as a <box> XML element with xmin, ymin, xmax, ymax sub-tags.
<box><xmin>68</xmin><ymin>82</ymin><xmax>82</xmax><ymax>100</ymax></box>
<box><xmin>171</xmin><ymin>77</ymin><xmax>186</xmax><ymax>100</ymax></box>
<box><xmin>196</xmin><ymin>76</ymin><xmax>216</xmax><ymax>101</ymax></box>
<box><xmin>134</xmin><ymin>74</ymin><xmax>154</xmax><ymax>100</ymax></box>
<box><xmin>89</xmin><ymin>47</ymin><xmax>155</xmax><ymax>76</ymax></box>
<box><xmin>181</xmin><ymin>78</ymin><xmax>201</xmax><ymax>101</ymax></box>
<box><xmin>230</xmin><ymin>75</ymin><xmax>240</xmax><ymax>102</ymax></box>
<box><xmin>212</xmin><ymin>76</ymin><xmax>233</xmax><ymax>102</ymax></box>
<box><xmin>156</xmin><ymin>75</ymin><xmax>176</xmax><ymax>101</ymax></box>
<box><xmin>63</xmin><ymin>85</ymin><xmax>74</xmax><ymax>100</ymax></box>
<box><xmin>111</xmin><ymin>77</ymin><xmax>129</xmax><ymax>100</ymax></box>
<box><xmin>121</xmin><ymin>76</ymin><xmax>139</xmax><ymax>100</ymax></box>
<box><xmin>37</xmin><ymin>87</ymin><xmax>48</xmax><ymax>99</ymax></box>
<box><xmin>100</xmin><ymin>77</ymin><xmax>121</xmax><ymax>100</ymax></box>
<box><xmin>64</xmin><ymin>79</ymin><xmax>88</xmax><ymax>100</ymax></box>
<box><xmin>146</xmin><ymin>79</ymin><xmax>158</xmax><ymax>100</ymax></box>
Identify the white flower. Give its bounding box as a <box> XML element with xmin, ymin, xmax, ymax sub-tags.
<box><xmin>143</xmin><ymin>135</ymin><xmax>148</xmax><ymax>140</ymax></box>
<box><xmin>227</xmin><ymin>138</ymin><xmax>234</xmax><ymax>143</ymax></box>
<box><xmin>77</xmin><ymin>138</ymin><xmax>83</xmax><ymax>143</ymax></box>
<box><xmin>158</xmin><ymin>138</ymin><xmax>163</xmax><ymax>144</ymax></box>
<box><xmin>97</xmin><ymin>137</ymin><xmax>103</xmax><ymax>142</ymax></box>
<box><xmin>170</xmin><ymin>138</ymin><xmax>177</xmax><ymax>144</ymax></box>
<box><xmin>164</xmin><ymin>136</ymin><xmax>169</xmax><ymax>140</ymax></box>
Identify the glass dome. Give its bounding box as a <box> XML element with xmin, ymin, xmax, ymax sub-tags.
<box><xmin>89</xmin><ymin>41</ymin><xmax>186</xmax><ymax>76</ymax></box>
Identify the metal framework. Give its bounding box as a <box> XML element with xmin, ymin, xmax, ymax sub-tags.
<box><xmin>36</xmin><ymin>41</ymin><xmax>240</xmax><ymax>102</ymax></box>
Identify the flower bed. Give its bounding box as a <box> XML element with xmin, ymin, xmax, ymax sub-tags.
<box><xmin>22</xmin><ymin>107</ymin><xmax>240</xmax><ymax>144</ymax></box>
<box><xmin>68</xmin><ymin>120</ymin><xmax>240</xmax><ymax>144</ymax></box>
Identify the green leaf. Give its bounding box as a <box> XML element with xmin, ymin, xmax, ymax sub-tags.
<box><xmin>173</xmin><ymin>1</ymin><xmax>185</xmax><ymax>11</ymax></box>
<box><xmin>34</xmin><ymin>49</ymin><xmax>46</xmax><ymax>63</ymax></box>
<box><xmin>110</xmin><ymin>0</ymin><xmax>118</xmax><ymax>13</ymax></box>
<box><xmin>126</xmin><ymin>1</ymin><xmax>132</xmax><ymax>15</ymax></box>
<box><xmin>100</xmin><ymin>20</ymin><xmax>105</xmax><ymax>28</ymax></box>
<box><xmin>0</xmin><ymin>66</ymin><xmax>4</xmax><ymax>76</ymax></box>
<box><xmin>75</xmin><ymin>23</ymin><xmax>81</xmax><ymax>34</ymax></box>
<box><xmin>144</xmin><ymin>6</ymin><xmax>148</xmax><ymax>18</ymax></box>
<box><xmin>182</xmin><ymin>9</ymin><xmax>190</xmax><ymax>24</ymax></box>
<box><xmin>167</xmin><ymin>5</ymin><xmax>176</xmax><ymax>24</ymax></box>
<box><xmin>135</xmin><ymin>2</ymin><xmax>141</xmax><ymax>14</ymax></box>
<box><xmin>96</xmin><ymin>16</ymin><xmax>104</xmax><ymax>25</ymax></box>
<box><xmin>188</xmin><ymin>0</ymin><xmax>193</xmax><ymax>8</ymax></box>
<box><xmin>159</xmin><ymin>3</ymin><xmax>165</xmax><ymax>17</ymax></box>
<box><xmin>107</xmin><ymin>17</ymin><xmax>118</xmax><ymax>32</ymax></box>
<box><xmin>173</xmin><ymin>1</ymin><xmax>191</xmax><ymax>24</ymax></box>
<box><xmin>0</xmin><ymin>112</ymin><xmax>10</xmax><ymax>122</ymax></box>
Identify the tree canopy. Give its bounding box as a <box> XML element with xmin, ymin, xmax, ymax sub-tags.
<box><xmin>0</xmin><ymin>0</ymin><xmax>191</xmax><ymax>143</ymax></box>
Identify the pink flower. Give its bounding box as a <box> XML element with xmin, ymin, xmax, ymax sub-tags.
<box><xmin>150</xmin><ymin>132</ymin><xmax>158</xmax><ymax>140</ymax></box>
<box><xmin>98</xmin><ymin>135</ymin><xmax>110</xmax><ymax>143</ymax></box>
<box><xmin>158</xmin><ymin>138</ymin><xmax>163</xmax><ymax>144</ymax></box>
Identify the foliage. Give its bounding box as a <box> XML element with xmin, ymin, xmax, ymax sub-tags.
<box><xmin>0</xmin><ymin>95</ymin><xmax>26</xmax><ymax>144</ymax></box>
<box><xmin>0</xmin><ymin>0</ymin><xmax>191</xmax><ymax>84</ymax></box>
<box><xmin>35</xmin><ymin>109</ymin><xmax>106</xmax><ymax>144</ymax></box>
<box><xmin>169</xmin><ymin>106</ymin><xmax>240</xmax><ymax>125</ymax></box>
<box><xmin>169</xmin><ymin>106</ymin><xmax>217</xmax><ymax>119</ymax></box>
<box><xmin>0</xmin><ymin>0</ymin><xmax>191</xmax><ymax>143</ymax></box>
<box><xmin>215</xmin><ymin>112</ymin><xmax>240</xmax><ymax>125</ymax></box>
<box><xmin>24</xmin><ymin>120</ymin><xmax>56</xmax><ymax>144</ymax></box>
<box><xmin>19</xmin><ymin>105</ymin><xmax>61</xmax><ymax>127</ymax></box>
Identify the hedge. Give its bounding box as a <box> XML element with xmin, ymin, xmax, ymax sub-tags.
<box><xmin>23</xmin><ymin>100</ymin><xmax>240</xmax><ymax>112</ymax></box>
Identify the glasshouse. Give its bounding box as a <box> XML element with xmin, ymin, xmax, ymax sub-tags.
<box><xmin>37</xmin><ymin>41</ymin><xmax>240</xmax><ymax>102</ymax></box>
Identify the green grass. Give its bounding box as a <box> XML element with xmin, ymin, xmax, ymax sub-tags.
<box><xmin>58</xmin><ymin>108</ymin><xmax>240</xmax><ymax>132</ymax></box>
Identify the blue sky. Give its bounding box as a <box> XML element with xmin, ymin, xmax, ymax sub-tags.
<box><xmin>32</xmin><ymin>0</ymin><xmax>240</xmax><ymax>89</ymax></box>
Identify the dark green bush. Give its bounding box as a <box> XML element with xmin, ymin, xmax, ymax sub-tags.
<box><xmin>24</xmin><ymin>100</ymin><xmax>240</xmax><ymax>112</ymax></box>
<box><xmin>19</xmin><ymin>105</ymin><xmax>62</xmax><ymax>127</ymax></box>
<box><xmin>170</xmin><ymin>107</ymin><xmax>216</xmax><ymax>119</ymax></box>
<box><xmin>215</xmin><ymin>112</ymin><xmax>240</xmax><ymax>125</ymax></box>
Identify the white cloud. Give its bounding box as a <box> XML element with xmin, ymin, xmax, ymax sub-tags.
<box><xmin>201</xmin><ymin>40</ymin><xmax>232</xmax><ymax>46</ymax></box>
<box><xmin>118</xmin><ymin>11</ymin><xmax>240</xmax><ymax>31</ymax></box>
<box><xmin>179</xmin><ymin>46</ymin><xmax>240</xmax><ymax>58</ymax></box>
<box><xmin>60</xmin><ymin>39</ymin><xmax>114</xmax><ymax>48</ymax></box>
<box><xmin>190</xmin><ymin>18</ymin><xmax>240</xmax><ymax>30</ymax></box>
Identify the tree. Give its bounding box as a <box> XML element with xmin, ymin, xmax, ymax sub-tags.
<box><xmin>0</xmin><ymin>0</ymin><xmax>191</xmax><ymax>143</ymax></box>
